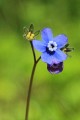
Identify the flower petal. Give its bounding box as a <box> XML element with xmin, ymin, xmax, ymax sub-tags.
<box><xmin>54</xmin><ymin>49</ymin><xmax>67</xmax><ymax>62</ymax></box>
<box><xmin>53</xmin><ymin>34</ymin><xmax>68</xmax><ymax>48</ymax></box>
<box><xmin>47</xmin><ymin>62</ymin><xmax>63</xmax><ymax>74</ymax></box>
<box><xmin>32</xmin><ymin>40</ymin><xmax>46</xmax><ymax>52</ymax></box>
<box><xmin>41</xmin><ymin>52</ymin><xmax>58</xmax><ymax>64</ymax></box>
<box><xmin>41</xmin><ymin>28</ymin><xmax>53</xmax><ymax>43</ymax></box>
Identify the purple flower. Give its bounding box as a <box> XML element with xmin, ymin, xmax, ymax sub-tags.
<box><xmin>33</xmin><ymin>28</ymin><xmax>68</xmax><ymax>64</ymax></box>
<box><xmin>47</xmin><ymin>62</ymin><xmax>63</xmax><ymax>74</ymax></box>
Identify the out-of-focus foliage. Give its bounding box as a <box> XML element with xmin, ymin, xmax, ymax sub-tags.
<box><xmin>0</xmin><ymin>0</ymin><xmax>80</xmax><ymax>120</ymax></box>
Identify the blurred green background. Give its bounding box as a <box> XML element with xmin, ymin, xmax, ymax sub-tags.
<box><xmin>0</xmin><ymin>0</ymin><xmax>80</xmax><ymax>120</ymax></box>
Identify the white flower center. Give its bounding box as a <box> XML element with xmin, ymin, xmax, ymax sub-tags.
<box><xmin>47</xmin><ymin>41</ymin><xmax>57</xmax><ymax>52</ymax></box>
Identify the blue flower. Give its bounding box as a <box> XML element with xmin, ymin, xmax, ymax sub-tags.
<box><xmin>32</xmin><ymin>28</ymin><xmax>68</xmax><ymax>64</ymax></box>
<box><xmin>47</xmin><ymin>61</ymin><xmax>63</xmax><ymax>74</ymax></box>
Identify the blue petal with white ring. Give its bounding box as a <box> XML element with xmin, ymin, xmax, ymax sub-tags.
<box><xmin>32</xmin><ymin>28</ymin><xmax>68</xmax><ymax>64</ymax></box>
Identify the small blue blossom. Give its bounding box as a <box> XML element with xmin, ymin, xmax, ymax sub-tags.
<box><xmin>33</xmin><ymin>28</ymin><xmax>68</xmax><ymax>64</ymax></box>
<box><xmin>47</xmin><ymin>61</ymin><xmax>63</xmax><ymax>74</ymax></box>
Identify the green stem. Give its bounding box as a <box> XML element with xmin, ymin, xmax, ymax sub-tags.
<box><xmin>30</xmin><ymin>41</ymin><xmax>36</xmax><ymax>62</ymax></box>
<box><xmin>25</xmin><ymin>42</ymin><xmax>41</xmax><ymax>120</ymax></box>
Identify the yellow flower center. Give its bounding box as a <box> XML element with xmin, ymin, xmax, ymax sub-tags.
<box><xmin>26</xmin><ymin>32</ymin><xmax>35</xmax><ymax>40</ymax></box>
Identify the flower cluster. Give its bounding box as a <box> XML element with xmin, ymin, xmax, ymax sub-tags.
<box><xmin>24</xmin><ymin>25</ymin><xmax>73</xmax><ymax>74</ymax></box>
<box><xmin>33</xmin><ymin>28</ymin><xmax>73</xmax><ymax>74</ymax></box>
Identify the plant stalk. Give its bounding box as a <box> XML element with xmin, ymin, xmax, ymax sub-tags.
<box><xmin>25</xmin><ymin>41</ymin><xmax>41</xmax><ymax>120</ymax></box>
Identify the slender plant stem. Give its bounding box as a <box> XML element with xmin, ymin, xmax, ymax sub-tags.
<box><xmin>25</xmin><ymin>41</ymin><xmax>41</xmax><ymax>120</ymax></box>
<box><xmin>25</xmin><ymin>63</ymin><xmax>36</xmax><ymax>120</ymax></box>
<box><xmin>30</xmin><ymin>41</ymin><xmax>36</xmax><ymax>62</ymax></box>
